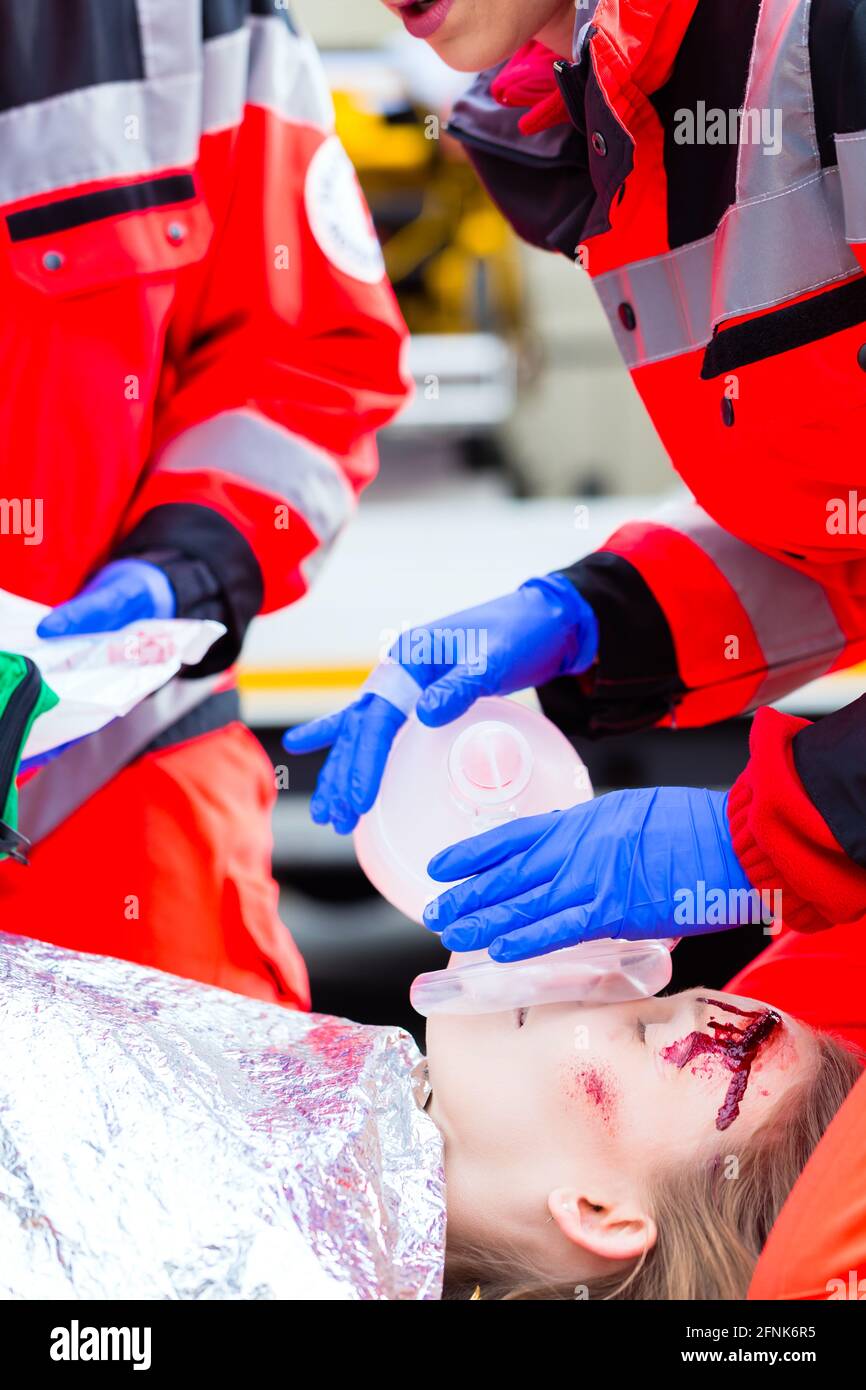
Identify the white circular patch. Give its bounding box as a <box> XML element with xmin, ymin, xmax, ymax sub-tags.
<box><xmin>305</xmin><ymin>136</ymin><xmax>386</xmax><ymax>285</ymax></box>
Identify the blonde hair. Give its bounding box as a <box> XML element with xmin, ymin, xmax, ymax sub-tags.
<box><xmin>444</xmin><ymin>1029</ymin><xmax>864</xmax><ymax>1300</ymax></box>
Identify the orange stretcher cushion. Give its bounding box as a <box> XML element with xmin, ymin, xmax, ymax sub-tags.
<box><xmin>748</xmin><ymin>1069</ymin><xmax>866</xmax><ymax>1300</ymax></box>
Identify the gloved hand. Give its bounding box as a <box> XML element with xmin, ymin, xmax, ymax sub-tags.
<box><xmin>423</xmin><ymin>787</ymin><xmax>756</xmax><ymax>959</ymax></box>
<box><xmin>283</xmin><ymin>574</ymin><xmax>598</xmax><ymax>834</ymax></box>
<box><xmin>36</xmin><ymin>559</ymin><xmax>176</xmax><ymax>638</ymax></box>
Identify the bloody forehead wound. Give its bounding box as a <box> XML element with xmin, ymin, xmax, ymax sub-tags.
<box><xmin>661</xmin><ymin>1000</ymin><xmax>783</xmax><ymax>1131</ymax></box>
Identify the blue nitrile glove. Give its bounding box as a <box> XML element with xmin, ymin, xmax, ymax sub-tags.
<box><xmin>282</xmin><ymin>574</ymin><xmax>598</xmax><ymax>835</ymax></box>
<box><xmin>423</xmin><ymin>787</ymin><xmax>756</xmax><ymax>959</ymax></box>
<box><xmin>36</xmin><ymin>559</ymin><xmax>176</xmax><ymax>638</ymax></box>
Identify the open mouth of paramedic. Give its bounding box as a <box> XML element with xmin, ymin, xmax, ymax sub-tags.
<box><xmin>424</xmin><ymin>985</ymin><xmax>812</xmax><ymax>1281</ymax></box>
<box><xmin>384</xmin><ymin>0</ymin><xmax>577</xmax><ymax>68</ymax></box>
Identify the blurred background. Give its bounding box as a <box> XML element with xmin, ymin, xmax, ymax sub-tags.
<box><xmin>240</xmin><ymin>2</ymin><xmax>863</xmax><ymax>1042</ymax></box>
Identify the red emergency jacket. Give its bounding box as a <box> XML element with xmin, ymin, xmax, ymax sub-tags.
<box><xmin>0</xmin><ymin>1</ymin><xmax>409</xmax><ymax>683</ymax></box>
<box><xmin>449</xmin><ymin>0</ymin><xmax>866</xmax><ymax>935</ymax></box>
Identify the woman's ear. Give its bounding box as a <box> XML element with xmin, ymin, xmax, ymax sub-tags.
<box><xmin>547</xmin><ymin>1186</ymin><xmax>657</xmax><ymax>1264</ymax></box>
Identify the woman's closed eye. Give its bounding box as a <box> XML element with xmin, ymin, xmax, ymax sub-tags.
<box><xmin>634</xmin><ymin>1018</ymin><xmax>647</xmax><ymax>1045</ymax></box>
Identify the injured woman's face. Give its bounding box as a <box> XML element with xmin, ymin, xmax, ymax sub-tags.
<box><xmin>424</xmin><ymin>984</ymin><xmax>814</xmax><ymax>1283</ymax></box>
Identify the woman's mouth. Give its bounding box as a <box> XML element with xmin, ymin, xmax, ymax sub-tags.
<box><xmin>393</xmin><ymin>0</ymin><xmax>456</xmax><ymax>41</ymax></box>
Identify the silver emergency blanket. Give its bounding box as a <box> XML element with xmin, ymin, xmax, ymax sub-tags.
<box><xmin>0</xmin><ymin>933</ymin><xmax>445</xmax><ymax>1299</ymax></box>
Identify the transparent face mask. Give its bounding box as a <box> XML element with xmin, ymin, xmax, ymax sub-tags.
<box><xmin>353</xmin><ymin>696</ymin><xmax>676</xmax><ymax>1016</ymax></box>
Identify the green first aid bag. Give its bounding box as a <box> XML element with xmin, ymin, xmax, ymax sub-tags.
<box><xmin>0</xmin><ymin>653</ymin><xmax>58</xmax><ymax>863</ymax></box>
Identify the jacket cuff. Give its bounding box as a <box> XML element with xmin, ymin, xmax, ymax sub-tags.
<box><xmin>115</xmin><ymin>503</ymin><xmax>263</xmax><ymax>675</ymax></box>
<box><xmin>728</xmin><ymin>706</ymin><xmax>866</xmax><ymax>934</ymax></box>
<box><xmin>536</xmin><ymin>551</ymin><xmax>684</xmax><ymax>738</ymax></box>
<box><xmin>727</xmin><ymin>779</ymin><xmax>831</xmax><ymax>934</ymax></box>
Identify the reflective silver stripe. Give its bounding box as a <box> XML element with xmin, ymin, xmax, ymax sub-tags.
<box><xmin>653</xmin><ymin>500</ymin><xmax>846</xmax><ymax>706</ymax></box>
<box><xmin>0</xmin><ymin>0</ymin><xmax>202</xmax><ymax>205</ymax></box>
<box><xmin>594</xmin><ymin>0</ymin><xmax>866</xmax><ymax>368</ymax></box>
<box><xmin>0</xmin><ymin>74</ymin><xmax>203</xmax><ymax>206</ymax></box>
<box><xmin>835</xmin><ymin>132</ymin><xmax>866</xmax><ymax>243</ymax></box>
<box><xmin>156</xmin><ymin>409</ymin><xmax>355</xmax><ymax>543</ymax></box>
<box><xmin>751</xmin><ymin>652</ymin><xmax>845</xmax><ymax>706</ymax></box>
<box><xmin>202</xmin><ymin>17</ymin><xmax>334</xmax><ymax>136</ymax></box>
<box><xmin>202</xmin><ymin>26</ymin><xmax>250</xmax><ymax>135</ymax></box>
<box><xmin>736</xmin><ymin>0</ymin><xmax>818</xmax><ymax>200</ymax></box>
<box><xmin>0</xmin><ymin>8</ymin><xmax>331</xmax><ymax>206</ymax></box>
<box><xmin>0</xmin><ymin>0</ymin><xmax>203</xmax><ymax>205</ymax></box>
<box><xmin>246</xmin><ymin>15</ymin><xmax>334</xmax><ymax>130</ymax></box>
<box><xmin>17</xmin><ymin>675</ymin><xmax>219</xmax><ymax>847</ymax></box>
<box><xmin>595</xmin><ymin>169</ymin><xmax>860</xmax><ymax>367</ymax></box>
<box><xmin>135</xmin><ymin>0</ymin><xmax>200</xmax><ymax>80</ymax></box>
<box><xmin>596</xmin><ymin>237</ymin><xmax>712</xmax><ymax>367</ymax></box>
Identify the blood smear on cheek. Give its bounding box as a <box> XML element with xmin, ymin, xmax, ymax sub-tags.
<box><xmin>564</xmin><ymin>1064</ymin><xmax>618</xmax><ymax>1130</ymax></box>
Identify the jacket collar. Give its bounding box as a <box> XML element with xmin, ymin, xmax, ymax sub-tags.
<box><xmin>588</xmin><ymin>0</ymin><xmax>701</xmax><ymax>98</ymax></box>
<box><xmin>446</xmin><ymin>0</ymin><xmax>701</xmax><ymax>238</ymax></box>
<box><xmin>449</xmin><ymin>0</ymin><xmax>701</xmax><ymax>153</ymax></box>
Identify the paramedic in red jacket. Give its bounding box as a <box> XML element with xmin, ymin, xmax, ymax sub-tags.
<box><xmin>288</xmin><ymin>0</ymin><xmax>866</xmax><ymax>961</ymax></box>
<box><xmin>0</xmin><ymin>2</ymin><xmax>409</xmax><ymax>1005</ymax></box>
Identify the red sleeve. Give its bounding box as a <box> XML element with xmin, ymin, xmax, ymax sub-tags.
<box><xmin>835</xmin><ymin>1</ymin><xmax>866</xmax><ymax>273</ymax></box>
<box><xmin>540</xmin><ymin>497</ymin><xmax>866</xmax><ymax>740</ymax></box>
<box><xmin>595</xmin><ymin>501</ymin><xmax>866</xmax><ymax>727</ymax></box>
<box><xmin>122</xmin><ymin>24</ymin><xmax>410</xmax><ymax>613</ymax></box>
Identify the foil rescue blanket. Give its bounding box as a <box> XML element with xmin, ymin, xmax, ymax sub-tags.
<box><xmin>0</xmin><ymin>933</ymin><xmax>445</xmax><ymax>1299</ymax></box>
